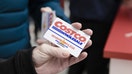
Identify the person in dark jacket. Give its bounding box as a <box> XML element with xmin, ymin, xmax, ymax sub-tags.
<box><xmin>68</xmin><ymin>0</ymin><xmax>121</xmax><ymax>74</ymax></box>
<box><xmin>0</xmin><ymin>0</ymin><xmax>70</xmax><ymax>59</ymax></box>
<box><xmin>0</xmin><ymin>23</ymin><xmax>93</xmax><ymax>74</ymax></box>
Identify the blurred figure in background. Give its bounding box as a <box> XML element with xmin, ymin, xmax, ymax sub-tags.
<box><xmin>68</xmin><ymin>0</ymin><xmax>121</xmax><ymax>74</ymax></box>
<box><xmin>0</xmin><ymin>0</ymin><xmax>69</xmax><ymax>59</ymax></box>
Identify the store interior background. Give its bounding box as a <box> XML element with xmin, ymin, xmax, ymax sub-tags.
<box><xmin>29</xmin><ymin>0</ymin><xmax>132</xmax><ymax>74</ymax></box>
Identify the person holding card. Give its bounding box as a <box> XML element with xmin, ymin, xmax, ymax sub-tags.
<box><xmin>0</xmin><ymin>23</ymin><xmax>93</xmax><ymax>74</ymax></box>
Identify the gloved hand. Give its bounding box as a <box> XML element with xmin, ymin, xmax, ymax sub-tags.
<box><xmin>32</xmin><ymin>22</ymin><xmax>93</xmax><ymax>74</ymax></box>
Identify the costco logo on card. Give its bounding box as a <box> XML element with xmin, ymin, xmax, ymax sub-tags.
<box><xmin>43</xmin><ymin>18</ymin><xmax>90</xmax><ymax>57</ymax></box>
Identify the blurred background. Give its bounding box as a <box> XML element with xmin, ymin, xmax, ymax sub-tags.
<box><xmin>29</xmin><ymin>0</ymin><xmax>132</xmax><ymax>74</ymax></box>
